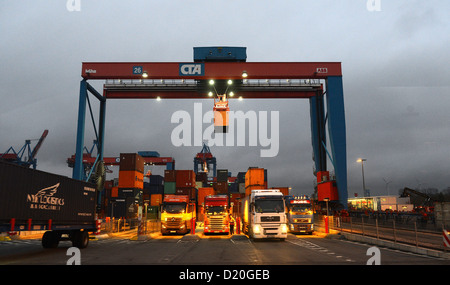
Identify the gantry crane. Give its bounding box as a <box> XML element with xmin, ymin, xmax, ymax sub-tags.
<box><xmin>194</xmin><ymin>141</ymin><xmax>216</xmax><ymax>177</ymax></box>
<box><xmin>0</xmin><ymin>130</ymin><xmax>48</xmax><ymax>169</ymax></box>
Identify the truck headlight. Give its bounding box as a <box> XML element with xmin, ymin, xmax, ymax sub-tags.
<box><xmin>281</xmin><ymin>224</ymin><xmax>288</xmax><ymax>234</ymax></box>
<box><xmin>253</xmin><ymin>225</ymin><xmax>261</xmax><ymax>234</ymax></box>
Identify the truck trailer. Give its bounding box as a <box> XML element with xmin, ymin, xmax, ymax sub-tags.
<box><xmin>160</xmin><ymin>194</ymin><xmax>196</xmax><ymax>235</ymax></box>
<box><xmin>0</xmin><ymin>161</ymin><xmax>98</xmax><ymax>248</ymax></box>
<box><xmin>203</xmin><ymin>195</ymin><xmax>229</xmax><ymax>234</ymax></box>
<box><xmin>241</xmin><ymin>189</ymin><xmax>287</xmax><ymax>240</ymax></box>
<box><xmin>285</xmin><ymin>195</ymin><xmax>314</xmax><ymax>234</ymax></box>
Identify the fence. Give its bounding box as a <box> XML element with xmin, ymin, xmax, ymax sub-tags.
<box><xmin>100</xmin><ymin>218</ymin><xmax>161</xmax><ymax>234</ymax></box>
<box><xmin>315</xmin><ymin>213</ymin><xmax>448</xmax><ymax>251</ymax></box>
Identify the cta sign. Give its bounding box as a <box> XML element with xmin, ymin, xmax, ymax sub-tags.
<box><xmin>179</xmin><ymin>63</ymin><xmax>204</xmax><ymax>76</ymax></box>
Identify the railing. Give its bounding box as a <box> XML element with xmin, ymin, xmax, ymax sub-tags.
<box><xmin>315</xmin><ymin>214</ymin><xmax>448</xmax><ymax>252</ymax></box>
<box><xmin>100</xmin><ymin>218</ymin><xmax>161</xmax><ymax>234</ymax></box>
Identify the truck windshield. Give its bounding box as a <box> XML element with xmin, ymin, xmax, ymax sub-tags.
<box><xmin>290</xmin><ymin>205</ymin><xmax>312</xmax><ymax>215</ymax></box>
<box><xmin>162</xmin><ymin>203</ymin><xmax>186</xmax><ymax>214</ymax></box>
<box><xmin>206</xmin><ymin>206</ymin><xmax>226</xmax><ymax>215</ymax></box>
<box><xmin>255</xmin><ymin>199</ymin><xmax>284</xmax><ymax>213</ymax></box>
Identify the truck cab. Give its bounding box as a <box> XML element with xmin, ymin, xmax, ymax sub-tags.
<box><xmin>285</xmin><ymin>195</ymin><xmax>314</xmax><ymax>234</ymax></box>
<box><xmin>160</xmin><ymin>195</ymin><xmax>196</xmax><ymax>235</ymax></box>
<box><xmin>203</xmin><ymin>195</ymin><xmax>229</xmax><ymax>234</ymax></box>
<box><xmin>241</xmin><ymin>189</ymin><xmax>288</xmax><ymax>240</ymax></box>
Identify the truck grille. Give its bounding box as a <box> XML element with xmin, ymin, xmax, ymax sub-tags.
<box><xmin>261</xmin><ymin>216</ymin><xmax>280</xmax><ymax>222</ymax></box>
<box><xmin>166</xmin><ymin>217</ymin><xmax>183</xmax><ymax>227</ymax></box>
<box><xmin>294</xmin><ymin>218</ymin><xmax>310</xmax><ymax>223</ymax></box>
<box><xmin>209</xmin><ymin>216</ymin><xmax>225</xmax><ymax>230</ymax></box>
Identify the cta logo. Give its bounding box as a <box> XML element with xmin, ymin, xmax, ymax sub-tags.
<box><xmin>179</xmin><ymin>63</ymin><xmax>204</xmax><ymax>76</ymax></box>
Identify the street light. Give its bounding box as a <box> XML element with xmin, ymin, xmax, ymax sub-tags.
<box><xmin>357</xmin><ymin>158</ymin><xmax>367</xmax><ymax>197</ymax></box>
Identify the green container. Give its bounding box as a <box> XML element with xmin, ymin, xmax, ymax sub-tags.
<box><xmin>164</xmin><ymin>181</ymin><xmax>176</xmax><ymax>194</ymax></box>
<box><xmin>146</xmin><ymin>205</ymin><xmax>159</xmax><ymax>219</ymax></box>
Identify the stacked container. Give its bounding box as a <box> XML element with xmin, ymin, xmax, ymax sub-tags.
<box><xmin>175</xmin><ymin>170</ymin><xmax>197</xmax><ymax>200</ymax></box>
<box><xmin>164</xmin><ymin>170</ymin><xmax>176</xmax><ymax>194</ymax></box>
<box><xmin>245</xmin><ymin>167</ymin><xmax>266</xmax><ymax>196</ymax></box>
<box><xmin>112</xmin><ymin>153</ymin><xmax>145</xmax><ymax>219</ymax></box>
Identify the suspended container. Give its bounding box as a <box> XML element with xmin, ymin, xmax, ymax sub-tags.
<box><xmin>213</xmin><ymin>95</ymin><xmax>229</xmax><ymax>133</ymax></box>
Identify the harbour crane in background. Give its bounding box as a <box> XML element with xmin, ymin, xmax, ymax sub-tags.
<box><xmin>0</xmin><ymin>130</ymin><xmax>48</xmax><ymax>169</ymax></box>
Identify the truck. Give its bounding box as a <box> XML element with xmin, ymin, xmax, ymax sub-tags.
<box><xmin>0</xmin><ymin>160</ymin><xmax>98</xmax><ymax>249</ymax></box>
<box><xmin>203</xmin><ymin>195</ymin><xmax>229</xmax><ymax>234</ymax></box>
<box><xmin>285</xmin><ymin>195</ymin><xmax>314</xmax><ymax>234</ymax></box>
<box><xmin>160</xmin><ymin>194</ymin><xmax>196</xmax><ymax>235</ymax></box>
<box><xmin>241</xmin><ymin>189</ymin><xmax>288</xmax><ymax>240</ymax></box>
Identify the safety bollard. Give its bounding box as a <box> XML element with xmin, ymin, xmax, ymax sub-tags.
<box><xmin>236</xmin><ymin>217</ymin><xmax>241</xmax><ymax>234</ymax></box>
<box><xmin>191</xmin><ymin>218</ymin><xmax>195</xmax><ymax>235</ymax></box>
<box><xmin>325</xmin><ymin>216</ymin><xmax>329</xmax><ymax>234</ymax></box>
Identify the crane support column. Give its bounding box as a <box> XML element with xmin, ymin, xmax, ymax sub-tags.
<box><xmin>326</xmin><ymin>76</ymin><xmax>347</xmax><ymax>209</ymax></box>
<box><xmin>73</xmin><ymin>79</ymin><xmax>87</xmax><ymax>180</ymax></box>
<box><xmin>310</xmin><ymin>91</ymin><xmax>327</xmax><ymax>173</ymax></box>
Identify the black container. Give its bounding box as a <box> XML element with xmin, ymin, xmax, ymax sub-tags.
<box><xmin>217</xmin><ymin>169</ymin><xmax>228</xmax><ymax>182</ymax></box>
<box><xmin>0</xmin><ymin>161</ymin><xmax>96</xmax><ymax>226</ymax></box>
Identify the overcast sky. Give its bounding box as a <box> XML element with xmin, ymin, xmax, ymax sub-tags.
<box><xmin>1</xmin><ymin>0</ymin><xmax>449</xmax><ymax>198</ymax></box>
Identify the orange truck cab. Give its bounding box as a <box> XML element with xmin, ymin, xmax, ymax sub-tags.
<box><xmin>203</xmin><ymin>195</ymin><xmax>230</xmax><ymax>234</ymax></box>
<box><xmin>160</xmin><ymin>195</ymin><xmax>196</xmax><ymax>235</ymax></box>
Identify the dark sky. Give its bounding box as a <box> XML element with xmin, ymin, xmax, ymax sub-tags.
<box><xmin>1</xmin><ymin>1</ymin><xmax>449</xmax><ymax>198</ymax></box>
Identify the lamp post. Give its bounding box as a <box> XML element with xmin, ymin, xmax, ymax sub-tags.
<box><xmin>357</xmin><ymin>158</ymin><xmax>367</xmax><ymax>197</ymax></box>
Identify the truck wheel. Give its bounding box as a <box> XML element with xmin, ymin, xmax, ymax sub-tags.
<box><xmin>72</xmin><ymin>230</ymin><xmax>89</xmax><ymax>249</ymax></box>
<box><xmin>42</xmin><ymin>231</ymin><xmax>59</xmax><ymax>248</ymax></box>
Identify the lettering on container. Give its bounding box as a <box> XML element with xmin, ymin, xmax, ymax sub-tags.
<box><xmin>27</xmin><ymin>183</ymin><xmax>65</xmax><ymax>211</ymax></box>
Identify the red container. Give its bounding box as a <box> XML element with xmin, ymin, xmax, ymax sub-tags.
<box><xmin>176</xmin><ymin>170</ymin><xmax>196</xmax><ymax>187</ymax></box>
<box><xmin>175</xmin><ymin>187</ymin><xmax>196</xmax><ymax>200</ymax></box>
<box><xmin>119</xmin><ymin>153</ymin><xmax>144</xmax><ymax>173</ymax></box>
<box><xmin>164</xmin><ymin>170</ymin><xmax>176</xmax><ymax>182</ymax></box>
<box><xmin>215</xmin><ymin>181</ymin><xmax>228</xmax><ymax>194</ymax></box>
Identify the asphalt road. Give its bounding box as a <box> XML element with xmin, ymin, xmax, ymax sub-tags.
<box><xmin>1</xmin><ymin>231</ymin><xmax>449</xmax><ymax>266</ymax></box>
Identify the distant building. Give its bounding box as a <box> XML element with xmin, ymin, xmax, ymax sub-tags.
<box><xmin>348</xmin><ymin>195</ymin><xmax>413</xmax><ymax>212</ymax></box>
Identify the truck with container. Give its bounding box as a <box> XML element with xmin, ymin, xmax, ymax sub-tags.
<box><xmin>241</xmin><ymin>189</ymin><xmax>288</xmax><ymax>240</ymax></box>
<box><xmin>285</xmin><ymin>195</ymin><xmax>314</xmax><ymax>234</ymax></box>
<box><xmin>0</xmin><ymin>161</ymin><xmax>98</xmax><ymax>248</ymax></box>
<box><xmin>160</xmin><ymin>194</ymin><xmax>196</xmax><ymax>235</ymax></box>
<box><xmin>203</xmin><ymin>195</ymin><xmax>230</xmax><ymax>234</ymax></box>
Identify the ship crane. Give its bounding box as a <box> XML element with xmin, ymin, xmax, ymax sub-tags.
<box><xmin>0</xmin><ymin>129</ymin><xmax>48</xmax><ymax>169</ymax></box>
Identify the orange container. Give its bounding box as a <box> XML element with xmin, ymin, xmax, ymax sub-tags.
<box><xmin>214</xmin><ymin>110</ymin><xmax>229</xmax><ymax>133</ymax></box>
<box><xmin>150</xmin><ymin>194</ymin><xmax>163</xmax><ymax>206</ymax></box>
<box><xmin>245</xmin><ymin>168</ymin><xmax>265</xmax><ymax>188</ymax></box>
<box><xmin>118</xmin><ymin>171</ymin><xmax>144</xmax><ymax>189</ymax></box>
<box><xmin>198</xmin><ymin>187</ymin><xmax>215</xmax><ymax>206</ymax></box>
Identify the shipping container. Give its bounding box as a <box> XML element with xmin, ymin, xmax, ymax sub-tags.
<box><xmin>245</xmin><ymin>168</ymin><xmax>265</xmax><ymax>188</ymax></box>
<box><xmin>148</xmin><ymin>175</ymin><xmax>164</xmax><ymax>186</ymax></box>
<box><xmin>216</xmin><ymin>181</ymin><xmax>228</xmax><ymax>194</ymax></box>
<box><xmin>238</xmin><ymin>183</ymin><xmax>245</xmax><ymax>194</ymax></box>
<box><xmin>118</xmin><ymin>170</ymin><xmax>144</xmax><ymax>189</ymax></box>
<box><xmin>217</xmin><ymin>169</ymin><xmax>228</xmax><ymax>182</ymax></box>
<box><xmin>146</xmin><ymin>205</ymin><xmax>159</xmax><ymax>219</ymax></box>
<box><xmin>119</xmin><ymin>153</ymin><xmax>144</xmax><ymax>173</ymax></box>
<box><xmin>198</xmin><ymin>187</ymin><xmax>215</xmax><ymax>206</ymax></box>
<box><xmin>176</xmin><ymin>170</ymin><xmax>196</xmax><ymax>187</ymax></box>
<box><xmin>164</xmin><ymin>181</ymin><xmax>176</xmax><ymax>194</ymax></box>
<box><xmin>0</xmin><ymin>161</ymin><xmax>97</xmax><ymax>234</ymax></box>
<box><xmin>237</xmin><ymin>172</ymin><xmax>246</xmax><ymax>183</ymax></box>
<box><xmin>175</xmin><ymin>187</ymin><xmax>197</xmax><ymax>200</ymax></box>
<box><xmin>111</xmin><ymin>186</ymin><xmax>119</xmax><ymax>198</ymax></box>
<box><xmin>164</xmin><ymin>170</ymin><xmax>176</xmax><ymax>182</ymax></box>
<box><xmin>150</xmin><ymin>194</ymin><xmax>163</xmax><ymax>206</ymax></box>
<box><xmin>118</xmin><ymin>188</ymin><xmax>143</xmax><ymax>202</ymax></box>
<box><xmin>229</xmin><ymin>182</ymin><xmax>238</xmax><ymax>193</ymax></box>
<box><xmin>196</xmin><ymin>172</ymin><xmax>207</xmax><ymax>183</ymax></box>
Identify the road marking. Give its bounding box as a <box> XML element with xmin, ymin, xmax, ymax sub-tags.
<box><xmin>287</xmin><ymin>239</ymin><xmax>355</xmax><ymax>263</ymax></box>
